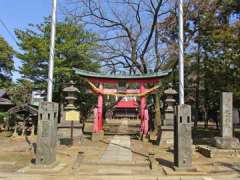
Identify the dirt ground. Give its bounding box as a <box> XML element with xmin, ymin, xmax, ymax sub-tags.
<box><xmin>0</xmin><ymin>120</ymin><xmax>240</xmax><ymax>180</ymax></box>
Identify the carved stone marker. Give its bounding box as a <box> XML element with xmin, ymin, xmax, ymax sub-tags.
<box><xmin>36</xmin><ymin>102</ymin><xmax>58</xmax><ymax>165</ymax></box>
<box><xmin>174</xmin><ymin>104</ymin><xmax>192</xmax><ymax>171</ymax></box>
<box><xmin>213</xmin><ymin>92</ymin><xmax>239</xmax><ymax>149</ymax></box>
<box><xmin>222</xmin><ymin>92</ymin><xmax>233</xmax><ymax>137</ymax></box>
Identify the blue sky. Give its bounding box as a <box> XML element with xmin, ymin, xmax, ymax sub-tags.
<box><xmin>0</xmin><ymin>0</ymin><xmax>63</xmax><ymax>81</ymax></box>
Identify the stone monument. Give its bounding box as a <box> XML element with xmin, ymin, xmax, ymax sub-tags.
<box><xmin>36</xmin><ymin>102</ymin><xmax>58</xmax><ymax>165</ymax></box>
<box><xmin>213</xmin><ymin>92</ymin><xmax>239</xmax><ymax>149</ymax></box>
<box><xmin>174</xmin><ymin>104</ymin><xmax>192</xmax><ymax>171</ymax></box>
<box><xmin>159</xmin><ymin>84</ymin><xmax>177</xmax><ymax>146</ymax></box>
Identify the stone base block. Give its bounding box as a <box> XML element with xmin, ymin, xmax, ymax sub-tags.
<box><xmin>212</xmin><ymin>137</ymin><xmax>240</xmax><ymax>149</ymax></box>
<box><xmin>172</xmin><ymin>166</ymin><xmax>197</xmax><ymax>172</ymax></box>
<box><xmin>17</xmin><ymin>161</ymin><xmax>66</xmax><ymax>174</ymax></box>
<box><xmin>159</xmin><ymin>129</ymin><xmax>174</xmax><ymax>146</ymax></box>
<box><xmin>149</xmin><ymin>131</ymin><xmax>158</xmax><ymax>141</ymax></box>
<box><xmin>164</xmin><ymin>112</ymin><xmax>174</xmax><ymax>126</ymax></box>
<box><xmin>142</xmin><ymin>136</ymin><xmax>149</xmax><ymax>143</ymax></box>
<box><xmin>197</xmin><ymin>145</ymin><xmax>240</xmax><ymax>158</ymax></box>
<box><xmin>58</xmin><ymin>127</ymin><xmax>83</xmax><ymax>145</ymax></box>
<box><xmin>162</xmin><ymin>166</ymin><xmax>205</xmax><ymax>176</ymax></box>
<box><xmin>91</xmin><ymin>130</ymin><xmax>104</xmax><ymax>142</ymax></box>
<box><xmin>138</xmin><ymin>131</ymin><xmax>143</xmax><ymax>140</ymax></box>
<box><xmin>74</xmin><ymin>159</ymin><xmax>149</xmax><ymax>167</ymax></box>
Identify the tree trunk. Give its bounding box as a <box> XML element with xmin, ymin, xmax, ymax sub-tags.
<box><xmin>194</xmin><ymin>43</ymin><xmax>200</xmax><ymax>128</ymax></box>
<box><xmin>203</xmin><ymin>56</ymin><xmax>209</xmax><ymax>128</ymax></box>
<box><xmin>154</xmin><ymin>93</ymin><xmax>161</xmax><ymax>131</ymax></box>
<box><xmin>58</xmin><ymin>83</ymin><xmax>64</xmax><ymax>124</ymax></box>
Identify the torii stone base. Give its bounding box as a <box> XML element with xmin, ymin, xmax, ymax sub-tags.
<box><xmin>92</xmin><ymin>130</ymin><xmax>104</xmax><ymax>142</ymax></box>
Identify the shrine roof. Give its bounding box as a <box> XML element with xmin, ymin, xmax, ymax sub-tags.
<box><xmin>73</xmin><ymin>68</ymin><xmax>171</xmax><ymax>81</ymax></box>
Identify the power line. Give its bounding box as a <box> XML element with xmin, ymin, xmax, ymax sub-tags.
<box><xmin>0</xmin><ymin>18</ymin><xmax>17</xmax><ymax>44</ymax></box>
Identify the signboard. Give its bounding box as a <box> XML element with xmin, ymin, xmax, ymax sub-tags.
<box><xmin>65</xmin><ymin>110</ymin><xmax>80</xmax><ymax>121</ymax></box>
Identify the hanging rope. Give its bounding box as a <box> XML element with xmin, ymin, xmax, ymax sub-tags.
<box><xmin>85</xmin><ymin>79</ymin><xmax>159</xmax><ymax>97</ymax></box>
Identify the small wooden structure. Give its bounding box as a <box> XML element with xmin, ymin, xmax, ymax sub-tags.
<box><xmin>113</xmin><ymin>99</ymin><xmax>138</xmax><ymax>119</ymax></box>
<box><xmin>0</xmin><ymin>89</ymin><xmax>14</xmax><ymax>111</ymax></box>
<box><xmin>8</xmin><ymin>104</ymin><xmax>38</xmax><ymax>135</ymax></box>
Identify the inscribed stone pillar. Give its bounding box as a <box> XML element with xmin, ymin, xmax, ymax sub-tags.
<box><xmin>174</xmin><ymin>104</ymin><xmax>192</xmax><ymax>170</ymax></box>
<box><xmin>221</xmin><ymin>92</ymin><xmax>233</xmax><ymax>138</ymax></box>
<box><xmin>213</xmin><ymin>92</ymin><xmax>239</xmax><ymax>149</ymax></box>
<box><xmin>36</xmin><ymin>102</ymin><xmax>58</xmax><ymax>165</ymax></box>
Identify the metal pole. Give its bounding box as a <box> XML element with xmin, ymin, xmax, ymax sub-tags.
<box><xmin>47</xmin><ymin>0</ymin><xmax>57</xmax><ymax>102</ymax></box>
<box><xmin>178</xmin><ymin>0</ymin><xmax>184</xmax><ymax>105</ymax></box>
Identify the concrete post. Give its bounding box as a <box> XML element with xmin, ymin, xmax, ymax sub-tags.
<box><xmin>174</xmin><ymin>104</ymin><xmax>192</xmax><ymax>171</ymax></box>
<box><xmin>36</xmin><ymin>102</ymin><xmax>58</xmax><ymax>165</ymax></box>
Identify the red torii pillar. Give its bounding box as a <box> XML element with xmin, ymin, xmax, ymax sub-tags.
<box><xmin>93</xmin><ymin>107</ymin><xmax>98</xmax><ymax>132</ymax></box>
<box><xmin>144</xmin><ymin>108</ymin><xmax>149</xmax><ymax>136</ymax></box>
<box><xmin>97</xmin><ymin>83</ymin><xmax>103</xmax><ymax>131</ymax></box>
<box><xmin>140</xmin><ymin>83</ymin><xmax>146</xmax><ymax>134</ymax></box>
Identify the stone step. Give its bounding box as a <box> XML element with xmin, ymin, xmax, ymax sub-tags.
<box><xmin>76</xmin><ymin>159</ymin><xmax>150</xmax><ymax>167</ymax></box>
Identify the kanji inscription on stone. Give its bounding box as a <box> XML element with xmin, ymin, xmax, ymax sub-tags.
<box><xmin>221</xmin><ymin>92</ymin><xmax>233</xmax><ymax>138</ymax></box>
<box><xmin>42</xmin><ymin>121</ymin><xmax>49</xmax><ymax>137</ymax></box>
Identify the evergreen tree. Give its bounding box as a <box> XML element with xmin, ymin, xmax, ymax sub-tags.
<box><xmin>0</xmin><ymin>36</ymin><xmax>14</xmax><ymax>87</ymax></box>
<box><xmin>15</xmin><ymin>18</ymin><xmax>100</xmax><ymax>119</ymax></box>
<box><xmin>15</xmin><ymin>18</ymin><xmax>99</xmax><ymax>90</ymax></box>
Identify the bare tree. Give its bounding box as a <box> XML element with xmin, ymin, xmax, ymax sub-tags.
<box><xmin>65</xmin><ymin>0</ymin><xmax>177</xmax><ymax>74</ymax></box>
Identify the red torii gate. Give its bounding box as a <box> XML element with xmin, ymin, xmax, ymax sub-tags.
<box><xmin>73</xmin><ymin>68</ymin><xmax>171</xmax><ymax>138</ymax></box>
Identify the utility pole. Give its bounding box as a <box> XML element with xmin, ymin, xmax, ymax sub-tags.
<box><xmin>178</xmin><ymin>0</ymin><xmax>184</xmax><ymax>105</ymax></box>
<box><xmin>47</xmin><ymin>0</ymin><xmax>57</xmax><ymax>102</ymax></box>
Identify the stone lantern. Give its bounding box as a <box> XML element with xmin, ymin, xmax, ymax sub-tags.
<box><xmin>58</xmin><ymin>81</ymin><xmax>82</xmax><ymax>145</ymax></box>
<box><xmin>63</xmin><ymin>80</ymin><xmax>79</xmax><ymax>111</ymax></box>
<box><xmin>163</xmin><ymin>83</ymin><xmax>177</xmax><ymax>126</ymax></box>
<box><xmin>159</xmin><ymin>83</ymin><xmax>177</xmax><ymax>146</ymax></box>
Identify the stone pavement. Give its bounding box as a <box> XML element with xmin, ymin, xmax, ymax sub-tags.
<box><xmin>0</xmin><ymin>173</ymin><xmax>240</xmax><ymax>180</ymax></box>
<box><xmin>101</xmin><ymin>119</ymin><xmax>132</xmax><ymax>162</ymax></box>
